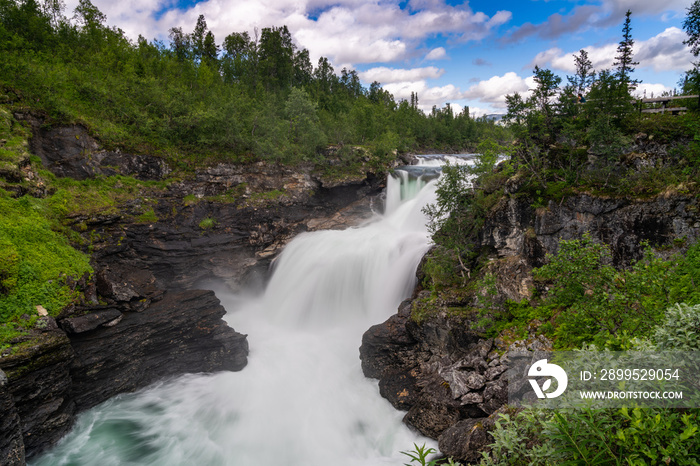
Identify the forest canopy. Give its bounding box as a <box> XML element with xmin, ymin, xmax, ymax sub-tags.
<box><xmin>0</xmin><ymin>0</ymin><xmax>510</xmax><ymax>165</ymax></box>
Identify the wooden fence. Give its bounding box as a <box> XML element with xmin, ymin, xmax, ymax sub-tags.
<box><xmin>637</xmin><ymin>95</ymin><xmax>699</xmax><ymax>115</ymax></box>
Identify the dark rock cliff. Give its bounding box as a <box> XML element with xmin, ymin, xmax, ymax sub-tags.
<box><xmin>0</xmin><ymin>116</ymin><xmax>385</xmax><ymax>463</ymax></box>
<box><xmin>0</xmin><ymin>370</ymin><xmax>25</xmax><ymax>465</ymax></box>
<box><xmin>0</xmin><ymin>270</ymin><xmax>249</xmax><ymax>460</ymax></box>
<box><xmin>360</xmin><ymin>189</ymin><xmax>700</xmax><ymax>462</ymax></box>
<box><xmin>83</xmin><ymin>162</ymin><xmax>383</xmax><ymax>292</ymax></box>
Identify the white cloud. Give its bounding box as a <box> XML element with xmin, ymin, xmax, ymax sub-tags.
<box><xmin>381</xmin><ymin>71</ymin><xmax>535</xmax><ymax>116</ymax></box>
<box><xmin>635</xmin><ymin>27</ymin><xmax>694</xmax><ymax>72</ymax></box>
<box><xmin>467</xmin><ymin>106</ymin><xmax>492</xmax><ymax>118</ymax></box>
<box><xmin>463</xmin><ymin>72</ymin><xmax>536</xmax><ymax>109</ymax></box>
<box><xmin>425</xmin><ymin>47</ymin><xmax>447</xmax><ymax>60</ymax></box>
<box><xmin>380</xmin><ymin>79</ymin><xmax>465</xmax><ymax>113</ymax></box>
<box><xmin>78</xmin><ymin>0</ymin><xmax>510</xmax><ymax>68</ymax></box>
<box><xmin>531</xmin><ymin>27</ymin><xmax>693</xmax><ymax>74</ymax></box>
<box><xmin>358</xmin><ymin>66</ymin><xmax>445</xmax><ymax>83</ymax></box>
<box><xmin>633</xmin><ymin>82</ymin><xmax>674</xmax><ymax>98</ymax></box>
<box><xmin>505</xmin><ymin>0</ymin><xmax>691</xmax><ymax>43</ymax></box>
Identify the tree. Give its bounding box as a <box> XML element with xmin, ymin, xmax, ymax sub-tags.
<box><xmin>169</xmin><ymin>26</ymin><xmax>191</xmax><ymax>61</ymax></box>
<box><xmin>222</xmin><ymin>31</ymin><xmax>253</xmax><ymax>83</ymax></box>
<box><xmin>74</xmin><ymin>0</ymin><xmax>105</xmax><ymax>29</ymax></box>
<box><xmin>410</xmin><ymin>91</ymin><xmax>419</xmax><ymax>110</ymax></box>
<box><xmin>292</xmin><ymin>48</ymin><xmax>312</xmax><ymax>87</ymax></box>
<box><xmin>192</xmin><ymin>14</ymin><xmax>207</xmax><ymax>62</ymax></box>
<box><xmin>201</xmin><ymin>30</ymin><xmax>219</xmax><ymax>67</ymax></box>
<box><xmin>257</xmin><ymin>25</ymin><xmax>294</xmax><ymax>91</ymax></box>
<box><xmin>504</xmin><ymin>92</ymin><xmax>528</xmax><ymax>128</ymax></box>
<box><xmin>683</xmin><ymin>0</ymin><xmax>700</xmax><ymax>58</ymax></box>
<box><xmin>613</xmin><ymin>9</ymin><xmax>639</xmax><ymax>91</ymax></box>
<box><xmin>340</xmin><ymin>68</ymin><xmax>362</xmax><ymax>99</ymax></box>
<box><xmin>530</xmin><ymin>65</ymin><xmax>561</xmax><ymax>139</ymax></box>
<box><xmin>284</xmin><ymin>87</ymin><xmax>325</xmax><ymax>160</ymax></box>
<box><xmin>584</xmin><ymin>69</ymin><xmax>632</xmax><ymax>160</ymax></box>
<box><xmin>567</xmin><ymin>49</ymin><xmax>595</xmax><ymax>95</ymax></box>
<box><xmin>42</xmin><ymin>0</ymin><xmax>66</xmax><ymax>29</ymax></box>
<box><xmin>313</xmin><ymin>56</ymin><xmax>336</xmax><ymax>110</ymax></box>
<box><xmin>682</xmin><ymin>1</ymin><xmax>700</xmax><ymax>93</ymax></box>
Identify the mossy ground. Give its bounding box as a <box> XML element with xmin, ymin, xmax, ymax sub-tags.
<box><xmin>0</xmin><ymin>107</ymin><xmax>172</xmax><ymax>350</ymax></box>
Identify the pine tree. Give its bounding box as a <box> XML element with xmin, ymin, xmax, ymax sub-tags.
<box><xmin>192</xmin><ymin>14</ymin><xmax>207</xmax><ymax>62</ymax></box>
<box><xmin>169</xmin><ymin>26</ymin><xmax>191</xmax><ymax>61</ymax></box>
<box><xmin>201</xmin><ymin>30</ymin><xmax>219</xmax><ymax>66</ymax></box>
<box><xmin>567</xmin><ymin>49</ymin><xmax>595</xmax><ymax>95</ymax></box>
<box><xmin>613</xmin><ymin>10</ymin><xmax>640</xmax><ymax>91</ymax></box>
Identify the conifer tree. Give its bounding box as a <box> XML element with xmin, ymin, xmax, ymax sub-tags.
<box><xmin>567</xmin><ymin>49</ymin><xmax>595</xmax><ymax>95</ymax></box>
<box><xmin>613</xmin><ymin>10</ymin><xmax>639</xmax><ymax>91</ymax></box>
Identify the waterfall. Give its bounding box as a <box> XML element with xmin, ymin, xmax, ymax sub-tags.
<box><xmin>32</xmin><ymin>163</ymin><xmax>443</xmax><ymax>466</ymax></box>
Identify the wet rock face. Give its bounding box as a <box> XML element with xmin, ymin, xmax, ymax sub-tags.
<box><xmin>0</xmin><ymin>370</ymin><xmax>25</xmax><ymax>466</ymax></box>
<box><xmin>21</xmin><ymin>115</ymin><xmax>170</xmax><ymax>181</ymax></box>
<box><xmin>0</xmin><ymin>332</ymin><xmax>76</xmax><ymax>457</ymax></box>
<box><xmin>0</xmin><ymin>269</ymin><xmax>249</xmax><ymax>459</ymax></box>
<box><xmin>482</xmin><ymin>193</ymin><xmax>700</xmax><ymax>266</ymax></box>
<box><xmin>67</xmin><ymin>289</ymin><xmax>248</xmax><ymax>411</ymax></box>
<box><xmin>360</xmin><ymin>300</ymin><xmax>517</xmax><ymax>462</ymax></box>
<box><xmin>360</xmin><ymin>306</ymin><xmax>551</xmax><ymax>462</ymax></box>
<box><xmin>80</xmin><ymin>166</ymin><xmax>384</xmax><ymax>292</ymax></box>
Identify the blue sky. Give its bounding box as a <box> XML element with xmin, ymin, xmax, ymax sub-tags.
<box><xmin>66</xmin><ymin>0</ymin><xmax>694</xmax><ymax>115</ymax></box>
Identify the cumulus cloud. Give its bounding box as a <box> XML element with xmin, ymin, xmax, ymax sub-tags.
<box><xmin>530</xmin><ymin>27</ymin><xmax>693</xmax><ymax>73</ymax></box>
<box><xmin>425</xmin><ymin>47</ymin><xmax>447</xmax><ymax>60</ymax></box>
<box><xmin>462</xmin><ymin>72</ymin><xmax>536</xmax><ymax>109</ymax></box>
<box><xmin>635</xmin><ymin>27</ymin><xmax>694</xmax><ymax>72</ymax></box>
<box><xmin>65</xmin><ymin>0</ymin><xmax>165</xmax><ymax>39</ymax></box>
<box><xmin>634</xmin><ymin>82</ymin><xmax>674</xmax><ymax>98</ymax></box>
<box><xmin>358</xmin><ymin>66</ymin><xmax>445</xmax><ymax>83</ymax></box>
<box><xmin>504</xmin><ymin>0</ymin><xmax>690</xmax><ymax>43</ymax></box>
<box><xmin>78</xmin><ymin>0</ymin><xmax>510</xmax><ymax>68</ymax></box>
<box><xmin>383</xmin><ymin>80</ymin><xmax>465</xmax><ymax>112</ymax></box>
<box><xmin>467</xmin><ymin>106</ymin><xmax>492</xmax><ymax>118</ymax></box>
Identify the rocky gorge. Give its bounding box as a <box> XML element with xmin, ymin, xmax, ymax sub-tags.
<box><xmin>360</xmin><ymin>178</ymin><xmax>700</xmax><ymax>462</ymax></box>
<box><xmin>2</xmin><ymin>110</ymin><xmax>700</xmax><ymax>465</ymax></box>
<box><xmin>0</xmin><ymin>113</ymin><xmax>390</xmax><ymax>464</ymax></box>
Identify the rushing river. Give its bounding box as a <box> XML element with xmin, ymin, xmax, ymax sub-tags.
<box><xmin>33</xmin><ymin>154</ymin><xmax>474</xmax><ymax>466</ymax></box>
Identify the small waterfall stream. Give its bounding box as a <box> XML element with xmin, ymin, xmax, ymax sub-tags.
<box><xmin>33</xmin><ymin>155</ymin><xmax>474</xmax><ymax>466</ymax></box>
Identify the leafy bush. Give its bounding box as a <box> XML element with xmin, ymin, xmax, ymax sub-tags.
<box><xmin>654</xmin><ymin>303</ymin><xmax>700</xmax><ymax>350</ymax></box>
<box><xmin>484</xmin><ymin>404</ymin><xmax>700</xmax><ymax>465</ymax></box>
<box><xmin>667</xmin><ymin>241</ymin><xmax>700</xmax><ymax>306</ymax></box>
<box><xmin>534</xmin><ymin>234</ymin><xmax>673</xmax><ymax>348</ymax></box>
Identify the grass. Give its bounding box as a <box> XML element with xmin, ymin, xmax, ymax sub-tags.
<box><xmin>198</xmin><ymin>216</ymin><xmax>216</xmax><ymax>229</ymax></box>
<box><xmin>0</xmin><ymin>191</ymin><xmax>92</xmax><ymax>349</ymax></box>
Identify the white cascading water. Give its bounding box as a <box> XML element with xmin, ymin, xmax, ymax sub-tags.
<box><xmin>31</xmin><ymin>162</ymin><xmax>453</xmax><ymax>466</ymax></box>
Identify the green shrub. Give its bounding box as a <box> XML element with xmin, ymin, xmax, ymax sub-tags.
<box><xmin>136</xmin><ymin>206</ymin><xmax>158</xmax><ymax>223</ymax></box>
<box><xmin>198</xmin><ymin>216</ymin><xmax>216</xmax><ymax>229</ymax></box>
<box><xmin>654</xmin><ymin>303</ymin><xmax>700</xmax><ymax>350</ymax></box>
<box><xmin>534</xmin><ymin>234</ymin><xmax>673</xmax><ymax>348</ymax></box>
<box><xmin>668</xmin><ymin>241</ymin><xmax>700</xmax><ymax>306</ymax></box>
<box><xmin>484</xmin><ymin>405</ymin><xmax>700</xmax><ymax>465</ymax></box>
